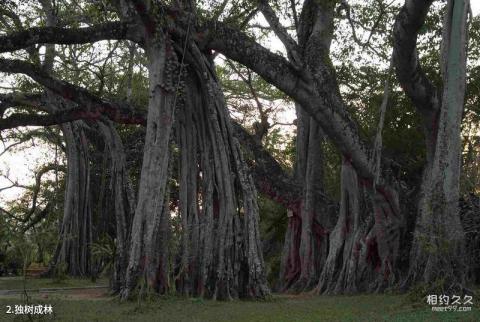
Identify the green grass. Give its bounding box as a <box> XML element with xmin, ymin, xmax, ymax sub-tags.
<box><xmin>0</xmin><ymin>276</ymin><xmax>108</xmax><ymax>290</ymax></box>
<box><xmin>0</xmin><ymin>291</ymin><xmax>478</xmax><ymax>322</ymax></box>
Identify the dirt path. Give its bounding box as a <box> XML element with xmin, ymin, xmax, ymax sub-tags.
<box><xmin>39</xmin><ymin>287</ymin><xmax>109</xmax><ymax>300</ymax></box>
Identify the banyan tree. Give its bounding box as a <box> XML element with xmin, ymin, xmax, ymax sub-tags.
<box><xmin>0</xmin><ymin>0</ymin><xmax>476</xmax><ymax>299</ymax></box>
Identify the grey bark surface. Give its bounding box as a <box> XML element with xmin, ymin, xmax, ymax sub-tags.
<box><xmin>404</xmin><ymin>0</ymin><xmax>470</xmax><ymax>292</ymax></box>
<box><xmin>174</xmin><ymin>43</ymin><xmax>269</xmax><ymax>299</ymax></box>
<box><xmin>278</xmin><ymin>0</ymin><xmax>334</xmax><ymax>292</ymax></box>
<box><xmin>53</xmin><ymin>121</ymin><xmax>92</xmax><ymax>276</ymax></box>
<box><xmin>122</xmin><ymin>31</ymin><xmax>177</xmax><ymax>299</ymax></box>
<box><xmin>96</xmin><ymin>121</ymin><xmax>135</xmax><ymax>292</ymax></box>
<box><xmin>315</xmin><ymin>160</ymin><xmax>403</xmax><ymax>294</ymax></box>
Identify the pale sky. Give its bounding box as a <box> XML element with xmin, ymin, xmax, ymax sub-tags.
<box><xmin>472</xmin><ymin>1</ymin><xmax>479</xmax><ymax>15</ymax></box>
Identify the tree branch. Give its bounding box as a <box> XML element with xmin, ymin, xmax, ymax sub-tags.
<box><xmin>232</xmin><ymin>122</ymin><xmax>300</xmax><ymax>207</ymax></box>
<box><xmin>0</xmin><ymin>22</ymin><xmax>139</xmax><ymax>54</ymax></box>
<box><xmin>0</xmin><ymin>206</ymin><xmax>23</xmax><ymax>222</ymax></box>
<box><xmin>257</xmin><ymin>0</ymin><xmax>302</xmax><ymax>66</ymax></box>
<box><xmin>392</xmin><ymin>0</ymin><xmax>440</xmax><ymax>115</ymax></box>
<box><xmin>22</xmin><ymin>202</ymin><xmax>52</xmax><ymax>232</ymax></box>
<box><xmin>24</xmin><ymin>164</ymin><xmax>66</xmax><ymax>223</ymax></box>
<box><xmin>0</xmin><ymin>78</ymin><xmax>304</xmax><ymax>211</ymax></box>
<box><xmin>0</xmin><ymin>5</ymin><xmax>377</xmax><ymax>184</ymax></box>
<box><xmin>202</xmin><ymin>19</ymin><xmax>374</xmax><ymax>181</ymax></box>
<box><xmin>0</xmin><ymin>58</ymin><xmax>146</xmax><ymax>127</ymax></box>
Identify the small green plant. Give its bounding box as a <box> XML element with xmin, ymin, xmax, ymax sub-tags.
<box><xmin>91</xmin><ymin>234</ymin><xmax>116</xmax><ymax>277</ymax></box>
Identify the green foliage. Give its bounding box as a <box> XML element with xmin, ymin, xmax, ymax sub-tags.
<box><xmin>4</xmin><ymin>235</ymin><xmax>35</xmax><ymax>277</ymax></box>
<box><xmin>263</xmin><ymin>128</ymin><xmax>295</xmax><ymax>170</ymax></box>
<box><xmin>91</xmin><ymin>234</ymin><xmax>116</xmax><ymax>276</ymax></box>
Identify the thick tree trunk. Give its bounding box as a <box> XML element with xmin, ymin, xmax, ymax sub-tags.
<box><xmin>403</xmin><ymin>0</ymin><xmax>469</xmax><ymax>292</ymax></box>
<box><xmin>40</xmin><ymin>4</ymin><xmax>94</xmax><ymax>276</ymax></box>
<box><xmin>279</xmin><ymin>212</ymin><xmax>302</xmax><ymax>291</ymax></box>
<box><xmin>174</xmin><ymin>45</ymin><xmax>269</xmax><ymax>299</ymax></box>
<box><xmin>294</xmin><ymin>119</ymin><xmax>330</xmax><ymax>291</ymax></box>
<box><xmin>121</xmin><ymin>33</ymin><xmax>176</xmax><ymax>299</ymax></box>
<box><xmin>315</xmin><ymin>159</ymin><xmax>404</xmax><ymax>294</ymax></box>
<box><xmin>278</xmin><ymin>0</ymin><xmax>338</xmax><ymax>293</ymax></box>
<box><xmin>120</xmin><ymin>29</ymin><xmax>269</xmax><ymax>299</ymax></box>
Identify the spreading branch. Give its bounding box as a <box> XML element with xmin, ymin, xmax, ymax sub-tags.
<box><xmin>392</xmin><ymin>0</ymin><xmax>440</xmax><ymax>116</ymax></box>
<box><xmin>0</xmin><ymin>66</ymin><xmax>299</xmax><ymax>210</ymax></box>
<box><xmin>0</xmin><ymin>22</ymin><xmax>139</xmax><ymax>54</ymax></box>
<box><xmin>203</xmin><ymin>19</ymin><xmax>374</xmax><ymax>181</ymax></box>
<box><xmin>0</xmin><ymin>58</ymin><xmax>147</xmax><ymax>127</ymax></box>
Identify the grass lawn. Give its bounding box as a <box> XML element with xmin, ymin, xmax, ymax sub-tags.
<box><xmin>0</xmin><ymin>278</ymin><xmax>478</xmax><ymax>321</ymax></box>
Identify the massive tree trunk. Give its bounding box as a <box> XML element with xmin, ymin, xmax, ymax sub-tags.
<box><xmin>39</xmin><ymin>1</ymin><xmax>95</xmax><ymax>277</ymax></box>
<box><xmin>294</xmin><ymin>119</ymin><xmax>330</xmax><ymax>291</ymax></box>
<box><xmin>122</xmin><ymin>32</ymin><xmax>176</xmax><ymax>299</ymax></box>
<box><xmin>403</xmin><ymin>0</ymin><xmax>470</xmax><ymax>292</ymax></box>
<box><xmin>174</xmin><ymin>44</ymin><xmax>269</xmax><ymax>299</ymax></box>
<box><xmin>315</xmin><ymin>159</ymin><xmax>404</xmax><ymax>294</ymax></box>
<box><xmin>263</xmin><ymin>0</ymin><xmax>406</xmax><ymax>294</ymax></box>
<box><xmin>120</xmin><ymin>24</ymin><xmax>269</xmax><ymax>299</ymax></box>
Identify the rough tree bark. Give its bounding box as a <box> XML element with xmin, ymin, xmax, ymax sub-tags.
<box><xmin>121</xmin><ymin>29</ymin><xmax>177</xmax><ymax>298</ymax></box>
<box><xmin>261</xmin><ymin>0</ymin><xmax>402</xmax><ymax>294</ymax></box>
<box><xmin>51</xmin><ymin>121</ymin><xmax>93</xmax><ymax>276</ymax></box>
<box><xmin>289</xmin><ymin>0</ymin><xmax>404</xmax><ymax>294</ymax></box>
<box><xmin>96</xmin><ymin>121</ymin><xmax>135</xmax><ymax>292</ymax></box>
<box><xmin>280</xmin><ymin>107</ymin><xmax>329</xmax><ymax>292</ymax></box>
<box><xmin>115</xmin><ymin>0</ymin><xmax>270</xmax><ymax>299</ymax></box>
<box><xmin>315</xmin><ymin>159</ymin><xmax>404</xmax><ymax>294</ymax></box>
<box><xmin>403</xmin><ymin>0</ymin><xmax>470</xmax><ymax>292</ymax></box>
<box><xmin>173</xmin><ymin>42</ymin><xmax>270</xmax><ymax>299</ymax></box>
<box><xmin>277</xmin><ymin>0</ymin><xmax>334</xmax><ymax>292</ymax></box>
<box><xmin>38</xmin><ymin>1</ymin><xmax>93</xmax><ymax>277</ymax></box>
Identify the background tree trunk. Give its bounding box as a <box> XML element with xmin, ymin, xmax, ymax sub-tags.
<box><xmin>280</xmin><ymin>106</ymin><xmax>330</xmax><ymax>292</ymax></box>
<box><xmin>52</xmin><ymin>121</ymin><xmax>92</xmax><ymax>276</ymax></box>
<box><xmin>315</xmin><ymin>160</ymin><xmax>403</xmax><ymax>294</ymax></box>
<box><xmin>278</xmin><ymin>0</ymin><xmax>335</xmax><ymax>292</ymax></box>
<box><xmin>96</xmin><ymin>121</ymin><xmax>135</xmax><ymax>292</ymax></box>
